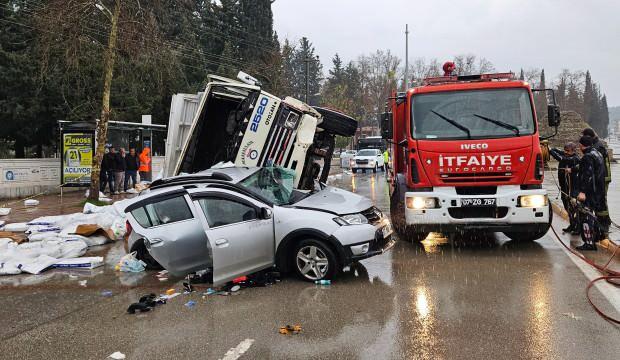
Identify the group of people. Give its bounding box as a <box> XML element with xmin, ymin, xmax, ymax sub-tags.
<box><xmin>100</xmin><ymin>146</ymin><xmax>151</xmax><ymax>194</ymax></box>
<box><xmin>549</xmin><ymin>128</ymin><xmax>612</xmax><ymax>251</ymax></box>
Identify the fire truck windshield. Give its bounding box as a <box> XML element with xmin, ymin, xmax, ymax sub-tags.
<box><xmin>412</xmin><ymin>88</ymin><xmax>535</xmax><ymax>140</ymax></box>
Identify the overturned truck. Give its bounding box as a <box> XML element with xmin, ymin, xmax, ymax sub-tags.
<box><xmin>166</xmin><ymin>73</ymin><xmax>357</xmax><ymax>188</ymax></box>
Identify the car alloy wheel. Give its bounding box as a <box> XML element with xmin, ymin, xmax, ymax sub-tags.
<box><xmin>296</xmin><ymin>245</ymin><xmax>329</xmax><ymax>280</ymax></box>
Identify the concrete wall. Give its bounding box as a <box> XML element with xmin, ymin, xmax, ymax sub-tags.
<box><xmin>0</xmin><ymin>156</ymin><xmax>165</xmax><ymax>200</ymax></box>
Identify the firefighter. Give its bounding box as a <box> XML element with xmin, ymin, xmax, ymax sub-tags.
<box><xmin>549</xmin><ymin>142</ymin><xmax>580</xmax><ymax>234</ymax></box>
<box><xmin>575</xmin><ymin>135</ymin><xmax>606</xmax><ymax>251</ymax></box>
<box><xmin>138</xmin><ymin>147</ymin><xmax>151</xmax><ymax>182</ymax></box>
<box><xmin>582</xmin><ymin>128</ymin><xmax>611</xmax><ymax>236</ymax></box>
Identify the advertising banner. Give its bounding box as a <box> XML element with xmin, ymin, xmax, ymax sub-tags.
<box><xmin>62</xmin><ymin>132</ymin><xmax>94</xmax><ymax>186</ymax></box>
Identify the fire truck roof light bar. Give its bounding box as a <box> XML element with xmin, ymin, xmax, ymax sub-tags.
<box><xmin>422</xmin><ymin>72</ymin><xmax>516</xmax><ymax>86</ymax></box>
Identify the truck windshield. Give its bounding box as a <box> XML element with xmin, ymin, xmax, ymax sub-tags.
<box><xmin>412</xmin><ymin>88</ymin><xmax>535</xmax><ymax>140</ymax></box>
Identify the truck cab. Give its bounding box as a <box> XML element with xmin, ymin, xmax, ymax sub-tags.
<box><xmin>382</xmin><ymin>71</ymin><xmax>560</xmax><ymax>241</ymax></box>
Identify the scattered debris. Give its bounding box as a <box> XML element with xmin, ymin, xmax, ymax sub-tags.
<box><xmin>315</xmin><ymin>279</ymin><xmax>331</xmax><ymax>285</ymax></box>
<box><xmin>0</xmin><ymin>208</ymin><xmax>11</xmax><ymax>216</ymax></box>
<box><xmin>108</xmin><ymin>351</ymin><xmax>126</xmax><ymax>360</ymax></box>
<box><xmin>562</xmin><ymin>312</ymin><xmax>582</xmax><ymax>321</ymax></box>
<box><xmin>279</xmin><ymin>324</ymin><xmax>302</xmax><ymax>335</ymax></box>
<box><xmin>24</xmin><ymin>199</ymin><xmax>40</xmax><ymax>206</ymax></box>
<box><xmin>230</xmin><ymin>285</ymin><xmax>241</xmax><ymax>292</ymax></box>
<box><xmin>158</xmin><ymin>277</ymin><xmax>168</xmax><ymax>282</ymax></box>
<box><xmin>183</xmin><ymin>281</ymin><xmax>194</xmax><ymax>293</ymax></box>
<box><xmin>78</xmin><ymin>280</ymin><xmax>87</xmax><ymax>287</ymax></box>
<box><xmin>117</xmin><ymin>252</ymin><xmax>146</xmax><ymax>273</ymax></box>
<box><xmin>184</xmin><ymin>300</ymin><xmax>196</xmax><ymax>308</ymax></box>
<box><xmin>127</xmin><ymin>293</ymin><xmax>166</xmax><ymax>314</ymax></box>
<box><xmin>166</xmin><ymin>288</ymin><xmax>176</xmax><ymax>296</ymax></box>
<box><xmin>101</xmin><ymin>290</ymin><xmax>113</xmax><ymax>297</ymax></box>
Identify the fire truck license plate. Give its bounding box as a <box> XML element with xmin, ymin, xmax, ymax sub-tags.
<box><xmin>461</xmin><ymin>198</ymin><xmax>496</xmax><ymax>207</ymax></box>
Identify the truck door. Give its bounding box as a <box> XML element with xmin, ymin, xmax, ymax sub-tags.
<box><xmin>191</xmin><ymin>190</ymin><xmax>275</xmax><ymax>285</ymax></box>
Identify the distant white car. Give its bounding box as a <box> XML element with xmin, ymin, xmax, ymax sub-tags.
<box><xmin>351</xmin><ymin>149</ymin><xmax>384</xmax><ymax>173</ymax></box>
<box><xmin>340</xmin><ymin>150</ymin><xmax>357</xmax><ymax>168</ymax></box>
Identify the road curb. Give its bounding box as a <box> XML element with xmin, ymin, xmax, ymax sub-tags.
<box><xmin>550</xmin><ymin>199</ymin><xmax>619</xmax><ymax>254</ymax></box>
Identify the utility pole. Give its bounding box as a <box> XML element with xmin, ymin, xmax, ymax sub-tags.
<box><xmin>405</xmin><ymin>24</ymin><xmax>409</xmax><ymax>90</ymax></box>
<box><xmin>303</xmin><ymin>37</ymin><xmax>310</xmax><ymax>103</ymax></box>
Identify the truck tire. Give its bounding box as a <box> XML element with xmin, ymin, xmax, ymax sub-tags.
<box><xmin>293</xmin><ymin>239</ymin><xmax>339</xmax><ymax>282</ymax></box>
<box><xmin>503</xmin><ymin>203</ymin><xmax>552</xmax><ymax>242</ymax></box>
<box><xmin>312</xmin><ymin>107</ymin><xmax>358</xmax><ymax>137</ymax></box>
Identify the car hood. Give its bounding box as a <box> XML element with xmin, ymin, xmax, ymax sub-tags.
<box><xmin>354</xmin><ymin>156</ymin><xmax>377</xmax><ymax>160</ymax></box>
<box><xmin>293</xmin><ymin>186</ymin><xmax>372</xmax><ymax>215</ymax></box>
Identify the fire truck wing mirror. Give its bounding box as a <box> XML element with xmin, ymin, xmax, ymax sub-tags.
<box><xmin>547</xmin><ymin>104</ymin><xmax>561</xmax><ymax>127</ymax></box>
<box><xmin>380</xmin><ymin>112</ymin><xmax>393</xmax><ymax>139</ymax></box>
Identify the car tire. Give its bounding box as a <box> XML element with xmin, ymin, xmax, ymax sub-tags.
<box><xmin>293</xmin><ymin>239</ymin><xmax>339</xmax><ymax>282</ymax></box>
<box><xmin>352</xmin><ymin>168</ymin><xmax>357</xmax><ymax>174</ymax></box>
<box><xmin>134</xmin><ymin>240</ymin><xmax>163</xmax><ymax>270</ymax></box>
<box><xmin>372</xmin><ymin>165</ymin><xmax>377</xmax><ymax>173</ymax></box>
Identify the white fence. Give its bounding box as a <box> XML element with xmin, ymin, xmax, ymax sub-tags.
<box><xmin>0</xmin><ymin>156</ymin><xmax>164</xmax><ymax>200</ymax></box>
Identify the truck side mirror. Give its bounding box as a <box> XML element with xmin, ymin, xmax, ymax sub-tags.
<box><xmin>547</xmin><ymin>105</ymin><xmax>561</xmax><ymax>127</ymax></box>
<box><xmin>380</xmin><ymin>112</ymin><xmax>393</xmax><ymax>139</ymax></box>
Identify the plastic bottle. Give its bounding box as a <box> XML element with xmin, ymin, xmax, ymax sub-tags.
<box><xmin>315</xmin><ymin>279</ymin><xmax>331</xmax><ymax>285</ymax></box>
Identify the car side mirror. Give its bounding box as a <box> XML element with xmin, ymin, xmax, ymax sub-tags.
<box><xmin>547</xmin><ymin>104</ymin><xmax>561</xmax><ymax>127</ymax></box>
<box><xmin>380</xmin><ymin>112</ymin><xmax>393</xmax><ymax>140</ymax></box>
<box><xmin>260</xmin><ymin>207</ymin><xmax>273</xmax><ymax>220</ymax></box>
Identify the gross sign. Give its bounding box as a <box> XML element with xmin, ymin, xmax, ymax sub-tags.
<box><xmin>62</xmin><ymin>133</ymin><xmax>94</xmax><ymax>186</ymax></box>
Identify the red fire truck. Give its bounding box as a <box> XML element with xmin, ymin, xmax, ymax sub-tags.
<box><xmin>381</xmin><ymin>67</ymin><xmax>560</xmax><ymax>242</ymax></box>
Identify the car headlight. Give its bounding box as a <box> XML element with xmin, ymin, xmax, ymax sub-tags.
<box><xmin>519</xmin><ymin>194</ymin><xmax>547</xmax><ymax>208</ymax></box>
<box><xmin>333</xmin><ymin>213</ymin><xmax>369</xmax><ymax>225</ymax></box>
<box><xmin>406</xmin><ymin>196</ymin><xmax>437</xmax><ymax>209</ymax></box>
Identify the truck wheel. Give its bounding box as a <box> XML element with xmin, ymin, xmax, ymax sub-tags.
<box><xmin>504</xmin><ymin>203</ymin><xmax>552</xmax><ymax>242</ymax></box>
<box><xmin>293</xmin><ymin>239</ymin><xmax>339</xmax><ymax>282</ymax></box>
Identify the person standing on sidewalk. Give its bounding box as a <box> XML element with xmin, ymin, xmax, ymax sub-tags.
<box><xmin>138</xmin><ymin>147</ymin><xmax>152</xmax><ymax>182</ymax></box>
<box><xmin>576</xmin><ymin>135</ymin><xmax>606</xmax><ymax>251</ymax></box>
<box><xmin>113</xmin><ymin>148</ymin><xmax>126</xmax><ymax>194</ymax></box>
<box><xmin>382</xmin><ymin>149</ymin><xmax>389</xmax><ymax>172</ymax></box>
<box><xmin>582</xmin><ymin>128</ymin><xmax>612</xmax><ymax>236</ymax></box>
<box><xmin>124</xmin><ymin>148</ymin><xmax>139</xmax><ymax>192</ymax></box>
<box><xmin>101</xmin><ymin>146</ymin><xmax>116</xmax><ymax>194</ymax></box>
<box><xmin>549</xmin><ymin>142</ymin><xmax>580</xmax><ymax>234</ymax></box>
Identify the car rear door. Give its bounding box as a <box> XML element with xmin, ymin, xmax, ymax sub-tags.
<box><xmin>189</xmin><ymin>189</ymin><xmax>275</xmax><ymax>285</ymax></box>
<box><xmin>125</xmin><ymin>189</ymin><xmax>211</xmax><ymax>276</ymax></box>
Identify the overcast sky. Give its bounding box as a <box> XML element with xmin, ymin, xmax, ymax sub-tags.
<box><xmin>273</xmin><ymin>0</ymin><xmax>620</xmax><ymax>106</ymax></box>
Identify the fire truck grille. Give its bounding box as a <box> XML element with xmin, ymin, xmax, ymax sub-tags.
<box><xmin>448</xmin><ymin>207</ymin><xmax>509</xmax><ymax>219</ymax></box>
<box><xmin>440</xmin><ymin>172</ymin><xmax>512</xmax><ymax>184</ymax></box>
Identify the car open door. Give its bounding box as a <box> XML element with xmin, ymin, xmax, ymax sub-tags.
<box><xmin>190</xmin><ymin>189</ymin><xmax>275</xmax><ymax>285</ymax></box>
<box><xmin>125</xmin><ymin>190</ymin><xmax>211</xmax><ymax>276</ymax></box>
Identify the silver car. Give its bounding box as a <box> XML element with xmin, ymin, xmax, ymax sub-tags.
<box><xmin>124</xmin><ymin>167</ymin><xmax>394</xmax><ymax>284</ymax></box>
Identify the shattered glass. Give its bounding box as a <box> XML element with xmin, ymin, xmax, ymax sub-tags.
<box><xmin>240</xmin><ymin>167</ymin><xmax>296</xmax><ymax>205</ymax></box>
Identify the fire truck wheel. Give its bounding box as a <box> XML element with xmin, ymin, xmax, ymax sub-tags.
<box><xmin>503</xmin><ymin>229</ymin><xmax>548</xmax><ymax>242</ymax></box>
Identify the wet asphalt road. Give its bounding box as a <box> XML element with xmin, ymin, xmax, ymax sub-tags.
<box><xmin>1</xmin><ymin>171</ymin><xmax>619</xmax><ymax>359</ymax></box>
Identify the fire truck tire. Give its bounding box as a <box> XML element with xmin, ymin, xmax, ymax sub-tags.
<box><xmin>503</xmin><ymin>204</ymin><xmax>552</xmax><ymax>242</ymax></box>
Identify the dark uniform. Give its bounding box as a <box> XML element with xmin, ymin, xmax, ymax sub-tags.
<box><xmin>590</xmin><ymin>136</ymin><xmax>612</xmax><ymax>233</ymax></box>
<box><xmin>577</xmin><ymin>146</ymin><xmax>606</xmax><ymax>247</ymax></box>
<box><xmin>549</xmin><ymin>148</ymin><xmax>580</xmax><ymax>231</ymax></box>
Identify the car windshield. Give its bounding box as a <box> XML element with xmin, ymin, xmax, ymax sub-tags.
<box><xmin>357</xmin><ymin>150</ymin><xmax>377</xmax><ymax>156</ymax></box>
<box><xmin>412</xmin><ymin>88</ymin><xmax>535</xmax><ymax>140</ymax></box>
<box><xmin>239</xmin><ymin>167</ymin><xmax>297</xmax><ymax>205</ymax></box>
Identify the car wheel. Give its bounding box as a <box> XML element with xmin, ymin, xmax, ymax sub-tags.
<box><xmin>293</xmin><ymin>239</ymin><xmax>339</xmax><ymax>282</ymax></box>
<box><xmin>352</xmin><ymin>168</ymin><xmax>357</xmax><ymax>174</ymax></box>
<box><xmin>134</xmin><ymin>240</ymin><xmax>163</xmax><ymax>270</ymax></box>
<box><xmin>372</xmin><ymin>164</ymin><xmax>378</xmax><ymax>173</ymax></box>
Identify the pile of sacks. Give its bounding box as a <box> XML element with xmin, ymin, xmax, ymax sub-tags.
<box><xmin>0</xmin><ymin>199</ymin><xmax>132</xmax><ymax>276</ymax></box>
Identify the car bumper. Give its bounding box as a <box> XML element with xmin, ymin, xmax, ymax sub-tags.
<box><xmin>334</xmin><ymin>220</ymin><xmax>395</xmax><ymax>263</ymax></box>
<box><xmin>404</xmin><ymin>186</ymin><xmax>550</xmax><ymax>231</ymax></box>
<box><xmin>352</xmin><ymin>163</ymin><xmax>377</xmax><ymax>169</ymax></box>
